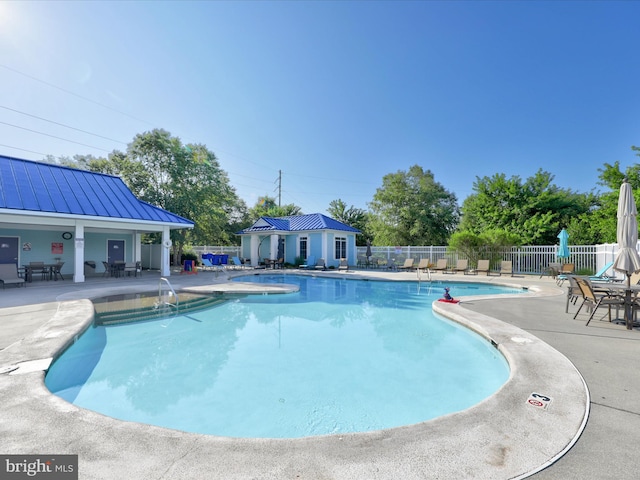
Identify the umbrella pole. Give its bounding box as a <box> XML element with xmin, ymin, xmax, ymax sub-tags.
<box><xmin>626</xmin><ymin>274</ymin><xmax>633</xmax><ymax>330</ymax></box>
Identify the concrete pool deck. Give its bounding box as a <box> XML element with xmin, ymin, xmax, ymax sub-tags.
<box><xmin>0</xmin><ymin>269</ymin><xmax>638</xmax><ymax>479</ymax></box>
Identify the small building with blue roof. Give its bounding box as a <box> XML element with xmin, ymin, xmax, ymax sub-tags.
<box><xmin>0</xmin><ymin>155</ymin><xmax>193</xmax><ymax>282</ymax></box>
<box><xmin>236</xmin><ymin>214</ymin><xmax>360</xmax><ymax>268</ymax></box>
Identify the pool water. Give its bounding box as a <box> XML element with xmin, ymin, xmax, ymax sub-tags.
<box><xmin>45</xmin><ymin>275</ymin><xmax>521</xmax><ymax>438</ymax></box>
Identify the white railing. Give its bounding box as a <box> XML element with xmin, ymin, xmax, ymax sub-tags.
<box><xmin>189</xmin><ymin>243</ymin><xmax>627</xmax><ymax>277</ymax></box>
<box><xmin>355</xmin><ymin>244</ymin><xmax>625</xmax><ymax>277</ymax></box>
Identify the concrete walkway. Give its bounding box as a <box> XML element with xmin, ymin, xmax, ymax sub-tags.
<box><xmin>0</xmin><ymin>269</ymin><xmax>637</xmax><ymax>479</ymax></box>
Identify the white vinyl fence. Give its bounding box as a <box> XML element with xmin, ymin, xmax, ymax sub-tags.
<box><xmin>355</xmin><ymin>244</ymin><xmax>625</xmax><ymax>277</ymax></box>
<box><xmin>188</xmin><ymin>243</ymin><xmax>627</xmax><ymax>277</ymax></box>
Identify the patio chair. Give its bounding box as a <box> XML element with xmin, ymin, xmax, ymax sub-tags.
<box><xmin>314</xmin><ymin>258</ymin><xmax>327</xmax><ymax>270</ymax></box>
<box><xmin>565</xmin><ymin>275</ymin><xmax>593</xmax><ymax>313</ymax></box>
<box><xmin>475</xmin><ymin>260</ymin><xmax>490</xmax><ymax>275</ymax></box>
<box><xmin>398</xmin><ymin>258</ymin><xmax>416</xmax><ymax>271</ymax></box>
<box><xmin>102</xmin><ymin>261</ymin><xmax>113</xmax><ymax>277</ymax></box>
<box><xmin>540</xmin><ymin>262</ymin><xmax>562</xmax><ymax>279</ymax></box>
<box><xmin>29</xmin><ymin>261</ymin><xmax>49</xmax><ymax>281</ymax></box>
<box><xmin>574</xmin><ymin>277</ymin><xmax>626</xmax><ymax>326</ymax></box>
<box><xmin>50</xmin><ymin>262</ymin><xmax>64</xmax><ymax>281</ymax></box>
<box><xmin>446</xmin><ymin>259</ymin><xmax>469</xmax><ymax>274</ymax></box>
<box><xmin>0</xmin><ymin>263</ymin><xmax>26</xmax><ymax>289</ymax></box>
<box><xmin>556</xmin><ymin>263</ymin><xmax>575</xmax><ymax>286</ymax></box>
<box><xmin>338</xmin><ymin>258</ymin><xmax>349</xmax><ymax>271</ymax></box>
<box><xmin>431</xmin><ymin>258</ymin><xmax>448</xmax><ymax>272</ymax></box>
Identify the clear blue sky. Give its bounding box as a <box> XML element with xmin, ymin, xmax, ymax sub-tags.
<box><xmin>1</xmin><ymin>1</ymin><xmax>639</xmax><ymax>215</ymax></box>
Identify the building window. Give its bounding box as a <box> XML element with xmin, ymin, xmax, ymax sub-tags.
<box><xmin>335</xmin><ymin>236</ymin><xmax>347</xmax><ymax>260</ymax></box>
<box><xmin>299</xmin><ymin>236</ymin><xmax>308</xmax><ymax>259</ymax></box>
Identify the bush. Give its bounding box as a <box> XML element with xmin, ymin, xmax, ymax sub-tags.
<box><xmin>181</xmin><ymin>252</ymin><xmax>199</xmax><ymax>264</ymax></box>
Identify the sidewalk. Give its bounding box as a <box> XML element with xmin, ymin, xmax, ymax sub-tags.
<box><xmin>0</xmin><ymin>269</ymin><xmax>637</xmax><ymax>479</ymax></box>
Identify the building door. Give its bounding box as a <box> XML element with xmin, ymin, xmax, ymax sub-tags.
<box><xmin>0</xmin><ymin>236</ymin><xmax>19</xmax><ymax>264</ymax></box>
<box><xmin>107</xmin><ymin>240</ymin><xmax>125</xmax><ymax>264</ymax></box>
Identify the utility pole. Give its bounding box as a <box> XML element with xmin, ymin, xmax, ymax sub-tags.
<box><xmin>277</xmin><ymin>170</ymin><xmax>282</xmax><ymax>207</ymax></box>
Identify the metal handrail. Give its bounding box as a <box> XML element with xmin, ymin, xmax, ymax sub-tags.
<box><xmin>158</xmin><ymin>277</ymin><xmax>179</xmax><ymax>310</ymax></box>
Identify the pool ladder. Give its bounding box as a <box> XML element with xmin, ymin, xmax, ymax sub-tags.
<box><xmin>157</xmin><ymin>277</ymin><xmax>179</xmax><ymax>311</ymax></box>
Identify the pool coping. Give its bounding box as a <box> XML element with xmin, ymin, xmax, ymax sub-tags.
<box><xmin>0</xmin><ymin>272</ymin><xmax>589</xmax><ymax>479</ymax></box>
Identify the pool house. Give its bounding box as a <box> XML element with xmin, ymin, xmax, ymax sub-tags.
<box><xmin>0</xmin><ymin>155</ymin><xmax>194</xmax><ymax>282</ymax></box>
<box><xmin>236</xmin><ymin>213</ymin><xmax>360</xmax><ymax>268</ymax></box>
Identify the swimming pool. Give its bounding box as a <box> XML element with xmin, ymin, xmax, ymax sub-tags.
<box><xmin>45</xmin><ymin>275</ymin><xmax>523</xmax><ymax>438</ymax></box>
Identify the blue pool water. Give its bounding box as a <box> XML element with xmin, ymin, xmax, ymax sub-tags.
<box><xmin>46</xmin><ymin>275</ymin><xmax>522</xmax><ymax>438</ymax></box>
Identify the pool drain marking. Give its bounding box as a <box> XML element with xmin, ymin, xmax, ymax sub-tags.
<box><xmin>527</xmin><ymin>392</ymin><xmax>552</xmax><ymax>410</ymax></box>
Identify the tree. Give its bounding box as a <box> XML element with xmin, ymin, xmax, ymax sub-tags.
<box><xmin>368</xmin><ymin>165</ymin><xmax>459</xmax><ymax>245</ymax></box>
<box><xmin>247</xmin><ymin>195</ymin><xmax>302</xmax><ymax>220</ymax></box>
<box><xmin>449</xmin><ymin>229</ymin><xmax>521</xmax><ymax>267</ymax></box>
<box><xmin>569</xmin><ymin>147</ymin><xmax>640</xmax><ymax>244</ymax></box>
<box><xmin>125</xmin><ymin>130</ymin><xmax>246</xmax><ymax>260</ymax></box>
<box><xmin>327</xmin><ymin>199</ymin><xmax>370</xmax><ymax>245</ymax></box>
<box><xmin>65</xmin><ymin>129</ymin><xmax>246</xmax><ymax>260</ymax></box>
<box><xmin>459</xmin><ymin>170</ymin><xmax>595</xmax><ymax>245</ymax></box>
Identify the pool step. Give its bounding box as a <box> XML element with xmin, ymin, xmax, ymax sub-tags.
<box><xmin>94</xmin><ymin>295</ymin><xmax>228</xmax><ymax>326</ymax></box>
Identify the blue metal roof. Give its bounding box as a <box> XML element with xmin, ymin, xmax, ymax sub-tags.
<box><xmin>0</xmin><ymin>155</ymin><xmax>194</xmax><ymax>226</ymax></box>
<box><xmin>238</xmin><ymin>213</ymin><xmax>360</xmax><ymax>234</ymax></box>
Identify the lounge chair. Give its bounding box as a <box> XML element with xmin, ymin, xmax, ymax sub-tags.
<box><xmin>231</xmin><ymin>256</ymin><xmax>246</xmax><ymax>270</ymax></box>
<box><xmin>201</xmin><ymin>258</ymin><xmax>215</xmax><ymax>271</ymax></box>
<box><xmin>416</xmin><ymin>258</ymin><xmax>431</xmax><ymax>271</ymax></box>
<box><xmin>398</xmin><ymin>258</ymin><xmax>416</xmax><ymax>271</ymax></box>
<box><xmin>431</xmin><ymin>258</ymin><xmax>448</xmax><ymax>272</ymax></box>
<box><xmin>338</xmin><ymin>258</ymin><xmax>349</xmax><ymax>271</ymax></box>
<box><xmin>498</xmin><ymin>261</ymin><xmax>513</xmax><ymax>276</ymax></box>
<box><xmin>475</xmin><ymin>260</ymin><xmax>490</xmax><ymax>275</ymax></box>
<box><xmin>300</xmin><ymin>255</ymin><xmax>316</xmax><ymax>269</ymax></box>
<box><xmin>0</xmin><ymin>263</ymin><xmax>26</xmax><ymax>289</ymax></box>
<box><xmin>314</xmin><ymin>258</ymin><xmax>326</xmax><ymax>270</ymax></box>
<box><xmin>446</xmin><ymin>259</ymin><xmax>469</xmax><ymax>274</ymax></box>
<box><xmin>589</xmin><ymin>261</ymin><xmax>616</xmax><ymax>282</ymax></box>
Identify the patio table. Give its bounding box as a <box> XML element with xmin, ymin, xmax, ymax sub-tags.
<box><xmin>601</xmin><ymin>283</ymin><xmax>640</xmax><ymax>329</ymax></box>
<box><xmin>23</xmin><ymin>263</ymin><xmax>59</xmax><ymax>282</ymax></box>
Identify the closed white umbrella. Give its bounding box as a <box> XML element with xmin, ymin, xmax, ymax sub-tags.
<box><xmin>612</xmin><ymin>179</ymin><xmax>640</xmax><ymax>329</ymax></box>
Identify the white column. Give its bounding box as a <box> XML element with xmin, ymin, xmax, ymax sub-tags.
<box><xmin>161</xmin><ymin>228</ymin><xmax>171</xmax><ymax>276</ymax></box>
<box><xmin>322</xmin><ymin>232</ymin><xmax>328</xmax><ymax>263</ymax></box>
<box><xmin>270</xmin><ymin>234</ymin><xmax>278</xmax><ymax>260</ymax></box>
<box><xmin>134</xmin><ymin>233</ymin><xmax>142</xmax><ymax>262</ymax></box>
<box><xmin>73</xmin><ymin>224</ymin><xmax>85</xmax><ymax>283</ymax></box>
<box><xmin>251</xmin><ymin>235</ymin><xmax>259</xmax><ymax>267</ymax></box>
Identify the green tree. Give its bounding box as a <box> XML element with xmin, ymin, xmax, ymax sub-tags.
<box><xmin>247</xmin><ymin>195</ymin><xmax>302</xmax><ymax>220</ymax></box>
<box><xmin>327</xmin><ymin>199</ymin><xmax>370</xmax><ymax>245</ymax></box>
<box><xmin>368</xmin><ymin>165</ymin><xmax>459</xmax><ymax>245</ymax></box>
<box><xmin>125</xmin><ymin>130</ymin><xmax>246</xmax><ymax>259</ymax></box>
<box><xmin>449</xmin><ymin>229</ymin><xmax>520</xmax><ymax>267</ymax></box>
<box><xmin>569</xmin><ymin>147</ymin><xmax>640</xmax><ymax>244</ymax></box>
<box><xmin>64</xmin><ymin>129</ymin><xmax>246</xmax><ymax>259</ymax></box>
<box><xmin>460</xmin><ymin>169</ymin><xmax>595</xmax><ymax>245</ymax></box>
